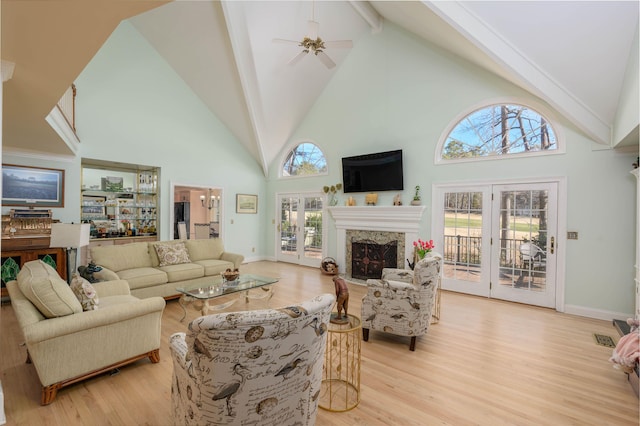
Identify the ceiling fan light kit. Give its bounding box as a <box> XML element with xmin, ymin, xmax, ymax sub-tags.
<box><xmin>274</xmin><ymin>15</ymin><xmax>353</xmax><ymax>70</ymax></box>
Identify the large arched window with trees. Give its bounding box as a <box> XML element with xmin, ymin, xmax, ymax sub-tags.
<box><xmin>439</xmin><ymin>104</ymin><xmax>558</xmax><ymax>162</ymax></box>
<box><xmin>281</xmin><ymin>142</ymin><xmax>328</xmax><ymax>177</ymax></box>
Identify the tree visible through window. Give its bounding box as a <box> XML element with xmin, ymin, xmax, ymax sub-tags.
<box><xmin>442</xmin><ymin>104</ymin><xmax>557</xmax><ymax>160</ymax></box>
<box><xmin>282</xmin><ymin>142</ymin><xmax>327</xmax><ymax>177</ymax></box>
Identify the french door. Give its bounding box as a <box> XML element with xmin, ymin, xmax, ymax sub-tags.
<box><xmin>276</xmin><ymin>193</ymin><xmax>325</xmax><ymax>268</ymax></box>
<box><xmin>433</xmin><ymin>181</ymin><xmax>559</xmax><ymax>308</ymax></box>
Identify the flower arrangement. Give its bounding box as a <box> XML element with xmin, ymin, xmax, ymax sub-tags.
<box><xmin>323</xmin><ymin>183</ymin><xmax>343</xmax><ymax>206</ymax></box>
<box><xmin>413</xmin><ymin>238</ymin><xmax>435</xmax><ymax>259</ymax></box>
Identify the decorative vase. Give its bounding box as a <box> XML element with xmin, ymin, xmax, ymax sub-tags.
<box><xmin>411</xmin><ymin>199</ymin><xmax>421</xmax><ymax>206</ymax></box>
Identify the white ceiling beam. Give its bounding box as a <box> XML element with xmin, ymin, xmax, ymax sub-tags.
<box><xmin>423</xmin><ymin>1</ymin><xmax>611</xmax><ymax>146</ymax></box>
<box><xmin>220</xmin><ymin>1</ymin><xmax>269</xmax><ymax>176</ymax></box>
<box><xmin>349</xmin><ymin>1</ymin><xmax>383</xmax><ymax>34</ymax></box>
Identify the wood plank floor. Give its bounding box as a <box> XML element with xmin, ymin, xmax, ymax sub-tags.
<box><xmin>1</xmin><ymin>261</ymin><xmax>638</xmax><ymax>425</ymax></box>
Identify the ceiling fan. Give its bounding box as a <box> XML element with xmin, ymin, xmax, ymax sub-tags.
<box><xmin>273</xmin><ymin>7</ymin><xmax>353</xmax><ymax>69</ymax></box>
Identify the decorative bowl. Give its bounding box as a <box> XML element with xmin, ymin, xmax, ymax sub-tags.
<box><xmin>222</xmin><ymin>269</ymin><xmax>239</xmax><ymax>281</ymax></box>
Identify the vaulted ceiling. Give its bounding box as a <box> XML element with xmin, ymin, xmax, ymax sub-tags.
<box><xmin>2</xmin><ymin>1</ymin><xmax>638</xmax><ymax>173</ymax></box>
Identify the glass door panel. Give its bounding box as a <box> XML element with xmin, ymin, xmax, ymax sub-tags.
<box><xmin>435</xmin><ymin>187</ymin><xmax>491</xmax><ymax>297</ymax></box>
<box><xmin>277</xmin><ymin>193</ymin><xmax>324</xmax><ymax>268</ymax></box>
<box><xmin>491</xmin><ymin>183</ymin><xmax>557</xmax><ymax>308</ymax></box>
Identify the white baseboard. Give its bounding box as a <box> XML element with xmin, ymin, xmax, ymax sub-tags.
<box><xmin>242</xmin><ymin>255</ymin><xmax>274</xmax><ymax>263</ymax></box>
<box><xmin>564</xmin><ymin>304</ymin><xmax>634</xmax><ymax>321</ymax></box>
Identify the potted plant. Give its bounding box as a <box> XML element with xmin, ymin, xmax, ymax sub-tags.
<box><xmin>411</xmin><ymin>185</ymin><xmax>421</xmax><ymax>206</ymax></box>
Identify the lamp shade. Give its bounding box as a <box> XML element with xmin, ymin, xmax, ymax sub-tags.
<box><xmin>49</xmin><ymin>223</ymin><xmax>91</xmax><ymax>249</ymax></box>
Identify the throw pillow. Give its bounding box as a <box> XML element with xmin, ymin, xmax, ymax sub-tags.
<box><xmin>154</xmin><ymin>242</ymin><xmax>191</xmax><ymax>267</ymax></box>
<box><xmin>70</xmin><ymin>274</ymin><xmax>99</xmax><ymax>311</ymax></box>
<box><xmin>16</xmin><ymin>260</ymin><xmax>82</xmax><ymax>318</ymax></box>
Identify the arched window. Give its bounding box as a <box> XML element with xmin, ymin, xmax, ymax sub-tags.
<box><xmin>439</xmin><ymin>104</ymin><xmax>558</xmax><ymax>162</ymax></box>
<box><xmin>281</xmin><ymin>142</ymin><xmax>327</xmax><ymax>177</ymax></box>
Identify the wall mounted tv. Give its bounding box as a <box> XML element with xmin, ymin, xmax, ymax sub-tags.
<box><xmin>341</xmin><ymin>149</ymin><xmax>404</xmax><ymax>193</ymax></box>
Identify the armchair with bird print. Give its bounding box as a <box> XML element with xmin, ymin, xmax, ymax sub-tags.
<box><xmin>361</xmin><ymin>252</ymin><xmax>442</xmax><ymax>351</ymax></box>
<box><xmin>169</xmin><ymin>293</ymin><xmax>335</xmax><ymax>425</ymax></box>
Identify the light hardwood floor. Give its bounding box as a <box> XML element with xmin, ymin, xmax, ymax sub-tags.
<box><xmin>1</xmin><ymin>261</ymin><xmax>638</xmax><ymax>425</ymax></box>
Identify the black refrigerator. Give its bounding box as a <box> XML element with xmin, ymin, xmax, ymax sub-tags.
<box><xmin>174</xmin><ymin>202</ymin><xmax>190</xmax><ymax>239</ymax></box>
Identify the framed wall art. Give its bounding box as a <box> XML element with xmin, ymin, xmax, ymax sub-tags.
<box><xmin>236</xmin><ymin>194</ymin><xmax>258</xmax><ymax>214</ymax></box>
<box><xmin>2</xmin><ymin>164</ymin><xmax>65</xmax><ymax>207</ymax></box>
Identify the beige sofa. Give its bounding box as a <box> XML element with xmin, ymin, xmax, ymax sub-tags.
<box><xmin>90</xmin><ymin>238</ymin><xmax>244</xmax><ymax>299</ymax></box>
<box><xmin>7</xmin><ymin>260</ymin><xmax>165</xmax><ymax>404</ymax></box>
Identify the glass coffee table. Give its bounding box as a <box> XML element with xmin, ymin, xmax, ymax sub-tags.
<box><xmin>176</xmin><ymin>274</ymin><xmax>279</xmax><ymax>321</ymax></box>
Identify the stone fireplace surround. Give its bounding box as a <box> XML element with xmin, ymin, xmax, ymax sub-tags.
<box><xmin>328</xmin><ymin>206</ymin><xmax>426</xmax><ymax>283</ymax></box>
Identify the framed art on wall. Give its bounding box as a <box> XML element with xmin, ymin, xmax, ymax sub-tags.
<box><xmin>236</xmin><ymin>194</ymin><xmax>258</xmax><ymax>214</ymax></box>
<box><xmin>2</xmin><ymin>164</ymin><xmax>65</xmax><ymax>207</ymax></box>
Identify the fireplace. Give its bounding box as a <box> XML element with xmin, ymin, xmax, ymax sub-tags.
<box><xmin>328</xmin><ymin>206</ymin><xmax>426</xmax><ymax>283</ymax></box>
<box><xmin>346</xmin><ymin>230</ymin><xmax>403</xmax><ymax>280</ymax></box>
<box><xmin>351</xmin><ymin>239</ymin><xmax>398</xmax><ymax>280</ymax></box>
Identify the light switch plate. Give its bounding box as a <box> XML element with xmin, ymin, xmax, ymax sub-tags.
<box><xmin>567</xmin><ymin>231</ymin><xmax>578</xmax><ymax>240</ymax></box>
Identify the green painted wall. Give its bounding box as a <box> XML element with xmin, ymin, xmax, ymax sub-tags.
<box><xmin>267</xmin><ymin>22</ymin><xmax>637</xmax><ymax>316</ymax></box>
<box><xmin>74</xmin><ymin>21</ymin><xmax>265</xmax><ymax>257</ymax></box>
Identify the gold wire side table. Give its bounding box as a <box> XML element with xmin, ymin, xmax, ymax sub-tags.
<box><xmin>319</xmin><ymin>313</ymin><xmax>361</xmax><ymax>412</ymax></box>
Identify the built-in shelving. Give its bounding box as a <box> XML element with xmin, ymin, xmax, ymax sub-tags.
<box><xmin>81</xmin><ymin>160</ymin><xmax>159</xmax><ymax>239</ymax></box>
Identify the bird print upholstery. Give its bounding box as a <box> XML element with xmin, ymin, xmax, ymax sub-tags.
<box><xmin>361</xmin><ymin>252</ymin><xmax>442</xmax><ymax>351</ymax></box>
<box><xmin>170</xmin><ymin>293</ymin><xmax>335</xmax><ymax>425</ymax></box>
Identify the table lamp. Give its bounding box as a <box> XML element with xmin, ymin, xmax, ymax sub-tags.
<box><xmin>49</xmin><ymin>223</ymin><xmax>90</xmax><ymax>284</ymax></box>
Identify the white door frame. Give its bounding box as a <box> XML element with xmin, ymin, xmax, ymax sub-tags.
<box><xmin>169</xmin><ymin>181</ymin><xmax>224</xmax><ymax>241</ymax></box>
<box><xmin>432</xmin><ymin>176</ymin><xmax>567</xmax><ymax>312</ymax></box>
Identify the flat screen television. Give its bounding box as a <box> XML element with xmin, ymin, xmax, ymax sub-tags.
<box><xmin>341</xmin><ymin>149</ymin><xmax>404</xmax><ymax>193</ymax></box>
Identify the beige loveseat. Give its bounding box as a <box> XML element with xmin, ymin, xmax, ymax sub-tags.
<box><xmin>7</xmin><ymin>260</ymin><xmax>165</xmax><ymax>404</ymax></box>
<box><xmin>90</xmin><ymin>238</ymin><xmax>244</xmax><ymax>299</ymax></box>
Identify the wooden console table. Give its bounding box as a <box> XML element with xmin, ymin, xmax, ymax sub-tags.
<box><xmin>1</xmin><ymin>236</ymin><xmax>67</xmax><ymax>298</ymax></box>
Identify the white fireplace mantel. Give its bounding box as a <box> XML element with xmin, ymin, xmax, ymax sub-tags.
<box><xmin>328</xmin><ymin>206</ymin><xmax>426</xmax><ymax>276</ymax></box>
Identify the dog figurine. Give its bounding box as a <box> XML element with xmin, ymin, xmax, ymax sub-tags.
<box><xmin>332</xmin><ymin>276</ymin><xmax>349</xmax><ymax>321</ymax></box>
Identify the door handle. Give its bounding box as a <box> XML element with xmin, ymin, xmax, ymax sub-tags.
<box><xmin>550</xmin><ymin>236</ymin><xmax>555</xmax><ymax>254</ymax></box>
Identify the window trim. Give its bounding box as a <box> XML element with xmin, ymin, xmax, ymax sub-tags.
<box><xmin>435</xmin><ymin>98</ymin><xmax>565</xmax><ymax>165</ymax></box>
<box><xmin>279</xmin><ymin>139</ymin><xmax>329</xmax><ymax>179</ymax></box>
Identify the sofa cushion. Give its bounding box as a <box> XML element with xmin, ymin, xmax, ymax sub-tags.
<box><xmin>185</xmin><ymin>239</ymin><xmax>224</xmax><ymax>262</ymax></box>
<box><xmin>91</xmin><ymin>242</ymin><xmax>152</xmax><ymax>272</ymax></box>
<box><xmin>194</xmin><ymin>259</ymin><xmax>235</xmax><ymax>276</ymax></box>
<box><xmin>154</xmin><ymin>242</ymin><xmax>191</xmax><ymax>267</ymax></box>
<box><xmin>158</xmin><ymin>263</ymin><xmax>204</xmax><ymax>282</ymax></box>
<box><xmin>116</xmin><ymin>267</ymin><xmax>168</xmax><ymax>290</ymax></box>
<box><xmin>16</xmin><ymin>260</ymin><xmax>82</xmax><ymax>318</ymax></box>
<box><xmin>70</xmin><ymin>274</ymin><xmax>99</xmax><ymax>311</ymax></box>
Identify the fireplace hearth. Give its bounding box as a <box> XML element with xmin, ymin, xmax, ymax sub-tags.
<box><xmin>351</xmin><ymin>239</ymin><xmax>398</xmax><ymax>280</ymax></box>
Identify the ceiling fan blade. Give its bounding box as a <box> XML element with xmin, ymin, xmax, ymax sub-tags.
<box><xmin>307</xmin><ymin>20</ymin><xmax>319</xmax><ymax>40</ymax></box>
<box><xmin>273</xmin><ymin>38</ymin><xmax>301</xmax><ymax>45</ymax></box>
<box><xmin>316</xmin><ymin>51</ymin><xmax>336</xmax><ymax>69</ymax></box>
<box><xmin>324</xmin><ymin>40</ymin><xmax>353</xmax><ymax>49</ymax></box>
<box><xmin>288</xmin><ymin>50</ymin><xmax>308</xmax><ymax>66</ymax></box>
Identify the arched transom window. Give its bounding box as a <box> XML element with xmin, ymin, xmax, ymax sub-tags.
<box><xmin>282</xmin><ymin>142</ymin><xmax>327</xmax><ymax>177</ymax></box>
<box><xmin>440</xmin><ymin>104</ymin><xmax>558</xmax><ymax>161</ymax></box>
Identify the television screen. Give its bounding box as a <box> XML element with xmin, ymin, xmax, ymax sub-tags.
<box><xmin>341</xmin><ymin>149</ymin><xmax>404</xmax><ymax>193</ymax></box>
